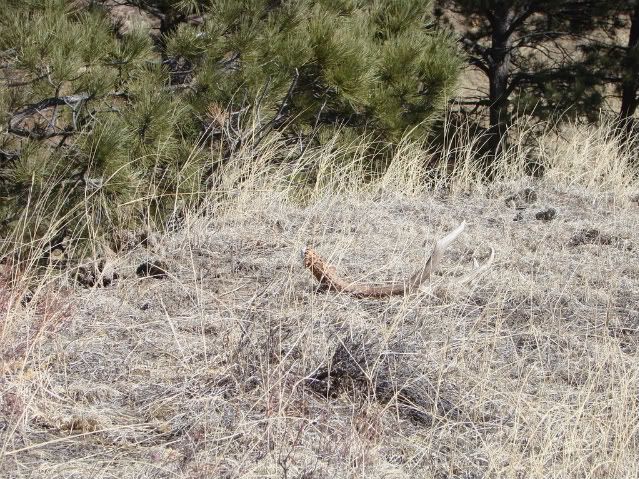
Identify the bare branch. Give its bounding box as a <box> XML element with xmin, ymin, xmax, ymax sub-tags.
<box><xmin>506</xmin><ymin>2</ymin><xmax>538</xmax><ymax>37</ymax></box>
<box><xmin>460</xmin><ymin>37</ymin><xmax>491</xmax><ymax>62</ymax></box>
<box><xmin>8</xmin><ymin>93</ymin><xmax>91</xmax><ymax>139</ymax></box>
<box><xmin>253</xmin><ymin>69</ymin><xmax>300</xmax><ymax>148</ymax></box>
<box><xmin>467</xmin><ymin>55</ymin><xmax>490</xmax><ymax>75</ymax></box>
<box><xmin>2</xmin><ymin>72</ymin><xmax>49</xmax><ymax>88</ymax></box>
<box><xmin>6</xmin><ymin>90</ymin><xmax>161</xmax><ymax>140</ymax></box>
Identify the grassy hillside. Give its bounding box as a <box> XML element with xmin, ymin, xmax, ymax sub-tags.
<box><xmin>1</xmin><ymin>120</ymin><xmax>638</xmax><ymax>478</ymax></box>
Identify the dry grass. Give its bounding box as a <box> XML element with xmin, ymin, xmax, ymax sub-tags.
<box><xmin>1</xmin><ymin>119</ymin><xmax>638</xmax><ymax>478</ymax></box>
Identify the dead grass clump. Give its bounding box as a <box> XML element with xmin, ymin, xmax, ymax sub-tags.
<box><xmin>306</xmin><ymin>334</ymin><xmax>463</xmax><ymax>425</ymax></box>
<box><xmin>568</xmin><ymin>228</ymin><xmax>621</xmax><ymax>247</ymax></box>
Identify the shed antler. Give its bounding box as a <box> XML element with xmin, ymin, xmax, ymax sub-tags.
<box><xmin>303</xmin><ymin>222</ymin><xmax>493</xmax><ymax>298</ymax></box>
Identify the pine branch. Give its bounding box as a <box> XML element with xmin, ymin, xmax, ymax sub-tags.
<box><xmin>460</xmin><ymin>37</ymin><xmax>491</xmax><ymax>61</ymax></box>
<box><xmin>254</xmin><ymin>69</ymin><xmax>300</xmax><ymax>148</ymax></box>
<box><xmin>505</xmin><ymin>2</ymin><xmax>538</xmax><ymax>37</ymax></box>
<box><xmin>8</xmin><ymin>93</ymin><xmax>91</xmax><ymax>139</ymax></box>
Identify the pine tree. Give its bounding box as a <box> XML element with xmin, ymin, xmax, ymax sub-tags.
<box><xmin>619</xmin><ymin>4</ymin><xmax>639</xmax><ymax>130</ymax></box>
<box><xmin>576</xmin><ymin>2</ymin><xmax>639</xmax><ymax>136</ymax></box>
<box><xmin>1</xmin><ymin>0</ymin><xmax>462</xmax><ymax>255</ymax></box>
<box><xmin>434</xmin><ymin>0</ymin><xmax>615</xmax><ymax>171</ymax></box>
<box><xmin>0</xmin><ymin>0</ymin><xmax>205</xmax><ymax>250</ymax></box>
<box><xmin>165</xmin><ymin>0</ymin><xmax>462</xmax><ymax>144</ymax></box>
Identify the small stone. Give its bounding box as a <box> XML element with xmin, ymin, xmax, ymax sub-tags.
<box><xmin>75</xmin><ymin>260</ymin><xmax>118</xmax><ymax>287</ymax></box>
<box><xmin>136</xmin><ymin>260</ymin><xmax>169</xmax><ymax>279</ymax></box>
<box><xmin>569</xmin><ymin>228</ymin><xmax>616</xmax><ymax>247</ymax></box>
<box><xmin>535</xmin><ymin>208</ymin><xmax>556</xmax><ymax>221</ymax></box>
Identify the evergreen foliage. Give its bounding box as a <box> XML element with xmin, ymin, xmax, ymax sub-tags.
<box><xmin>575</xmin><ymin>3</ymin><xmax>639</xmax><ymax>132</ymax></box>
<box><xmin>434</xmin><ymin>0</ymin><xmax>620</xmax><ymax>166</ymax></box>
<box><xmin>0</xmin><ymin>0</ymin><xmax>205</xmax><ymax>250</ymax></box>
<box><xmin>0</xmin><ymin>0</ymin><xmax>462</xmax><ymax>255</ymax></box>
<box><xmin>168</xmin><ymin>0</ymin><xmax>462</xmax><ymax>142</ymax></box>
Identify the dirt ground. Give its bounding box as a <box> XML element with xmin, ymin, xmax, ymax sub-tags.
<box><xmin>1</xmin><ymin>181</ymin><xmax>638</xmax><ymax>478</ymax></box>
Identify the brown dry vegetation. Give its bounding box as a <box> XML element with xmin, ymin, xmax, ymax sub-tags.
<box><xmin>1</xmin><ymin>120</ymin><xmax>638</xmax><ymax>478</ymax></box>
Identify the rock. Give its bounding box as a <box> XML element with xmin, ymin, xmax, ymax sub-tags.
<box><xmin>535</xmin><ymin>208</ymin><xmax>556</xmax><ymax>221</ymax></box>
<box><xmin>306</xmin><ymin>335</ymin><xmax>461</xmax><ymax>425</ymax></box>
<box><xmin>20</xmin><ymin>290</ymin><xmax>34</xmax><ymax>306</ymax></box>
<box><xmin>113</xmin><ymin>229</ymin><xmax>160</xmax><ymax>252</ymax></box>
<box><xmin>75</xmin><ymin>259</ymin><xmax>118</xmax><ymax>287</ymax></box>
<box><xmin>569</xmin><ymin>228</ymin><xmax>616</xmax><ymax>247</ymax></box>
<box><xmin>136</xmin><ymin>260</ymin><xmax>169</xmax><ymax>279</ymax></box>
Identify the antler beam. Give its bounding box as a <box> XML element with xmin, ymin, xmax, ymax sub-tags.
<box><xmin>303</xmin><ymin>222</ymin><xmax>492</xmax><ymax>298</ymax></box>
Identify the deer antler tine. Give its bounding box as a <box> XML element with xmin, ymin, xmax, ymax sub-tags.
<box><xmin>406</xmin><ymin>221</ymin><xmax>466</xmax><ymax>292</ymax></box>
<box><xmin>438</xmin><ymin>221</ymin><xmax>466</xmax><ymax>249</ymax></box>
<box><xmin>456</xmin><ymin>246</ymin><xmax>495</xmax><ymax>286</ymax></box>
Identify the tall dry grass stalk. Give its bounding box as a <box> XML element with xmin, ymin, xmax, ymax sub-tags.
<box><xmin>207</xmin><ymin>114</ymin><xmax>637</xmax><ymax>204</ymax></box>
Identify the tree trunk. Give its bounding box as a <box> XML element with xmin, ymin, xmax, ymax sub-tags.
<box><xmin>620</xmin><ymin>4</ymin><xmax>639</xmax><ymax>135</ymax></box>
<box><xmin>485</xmin><ymin>6</ymin><xmax>515</xmax><ymax>175</ymax></box>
